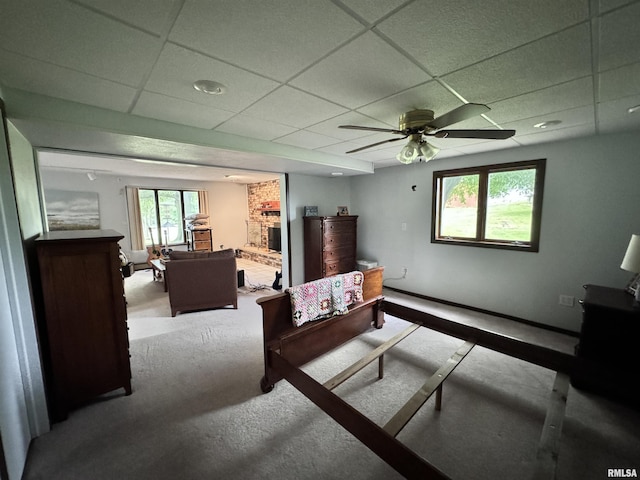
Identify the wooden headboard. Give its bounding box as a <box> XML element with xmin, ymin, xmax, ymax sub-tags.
<box><xmin>257</xmin><ymin>267</ymin><xmax>384</xmax><ymax>392</ymax></box>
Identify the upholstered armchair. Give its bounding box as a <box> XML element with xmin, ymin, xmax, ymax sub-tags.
<box><xmin>165</xmin><ymin>249</ymin><xmax>238</xmax><ymax>316</ymax></box>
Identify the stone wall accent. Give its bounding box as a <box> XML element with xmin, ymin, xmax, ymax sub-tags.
<box><xmin>247</xmin><ymin>179</ymin><xmax>280</xmax><ymax>250</ymax></box>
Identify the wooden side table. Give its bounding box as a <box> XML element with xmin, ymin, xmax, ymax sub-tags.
<box><xmin>572</xmin><ymin>284</ymin><xmax>640</xmax><ymax>406</ymax></box>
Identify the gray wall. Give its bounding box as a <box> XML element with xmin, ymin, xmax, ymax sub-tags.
<box><xmin>351</xmin><ymin>132</ymin><xmax>640</xmax><ymax>332</ymax></box>
<box><xmin>287</xmin><ymin>174</ymin><xmax>352</xmax><ymax>285</ymax></box>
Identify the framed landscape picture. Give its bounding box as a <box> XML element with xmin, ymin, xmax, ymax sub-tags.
<box><xmin>44</xmin><ymin>189</ymin><xmax>100</xmax><ymax>231</ymax></box>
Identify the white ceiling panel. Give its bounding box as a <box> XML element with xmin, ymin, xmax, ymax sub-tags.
<box><xmin>290</xmin><ymin>32</ymin><xmax>430</xmax><ymax>108</ymax></box>
<box><xmin>1</xmin><ymin>0</ymin><xmax>639</xmax><ymax>179</ymax></box>
<box><xmin>132</xmin><ymin>92</ymin><xmax>235</xmax><ymax>129</ymax></box>
<box><xmin>72</xmin><ymin>0</ymin><xmax>181</xmax><ymax>35</ymax></box>
<box><xmin>338</xmin><ymin>0</ymin><xmax>408</xmax><ymax>25</ymax></box>
<box><xmin>598</xmin><ymin>94</ymin><xmax>640</xmax><ymax>133</ymax></box>
<box><xmin>599</xmin><ymin>62</ymin><xmax>640</xmax><ymax>102</ymax></box>
<box><xmin>598</xmin><ymin>2</ymin><xmax>640</xmax><ymax>71</ymax></box>
<box><xmin>169</xmin><ymin>0</ymin><xmax>364</xmax><ymax>81</ymax></box>
<box><xmin>214</xmin><ymin>115</ymin><xmax>298</xmax><ymax>141</ymax></box>
<box><xmin>0</xmin><ymin>50</ymin><xmax>137</xmax><ymax>112</ymax></box>
<box><xmin>274</xmin><ymin>130</ymin><xmax>342</xmax><ymax>150</ymax></box>
<box><xmin>377</xmin><ymin>0</ymin><xmax>589</xmax><ymax>76</ymax></box>
<box><xmin>241</xmin><ymin>86</ymin><xmax>348</xmax><ymax>128</ymax></box>
<box><xmin>144</xmin><ymin>44</ymin><xmax>280</xmax><ymax>112</ymax></box>
<box><xmin>487</xmin><ymin>77</ymin><xmax>594</xmax><ymax>124</ymax></box>
<box><xmin>0</xmin><ymin>0</ymin><xmax>160</xmax><ymax>86</ymax></box>
<box><xmin>442</xmin><ymin>24</ymin><xmax>593</xmax><ymax>105</ymax></box>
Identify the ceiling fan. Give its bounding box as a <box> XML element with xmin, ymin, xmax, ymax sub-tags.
<box><xmin>339</xmin><ymin>103</ymin><xmax>515</xmax><ymax>164</ymax></box>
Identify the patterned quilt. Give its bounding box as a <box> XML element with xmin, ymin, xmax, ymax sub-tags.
<box><xmin>289</xmin><ymin>271</ymin><xmax>364</xmax><ymax>327</ymax></box>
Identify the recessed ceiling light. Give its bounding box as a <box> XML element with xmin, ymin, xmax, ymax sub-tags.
<box><xmin>628</xmin><ymin>105</ymin><xmax>640</xmax><ymax>114</ymax></box>
<box><xmin>193</xmin><ymin>80</ymin><xmax>227</xmax><ymax>95</ymax></box>
<box><xmin>533</xmin><ymin>120</ymin><xmax>562</xmax><ymax>129</ymax></box>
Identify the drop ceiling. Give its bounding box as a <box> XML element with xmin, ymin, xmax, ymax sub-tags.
<box><xmin>1</xmin><ymin>0</ymin><xmax>639</xmax><ymax>182</ymax></box>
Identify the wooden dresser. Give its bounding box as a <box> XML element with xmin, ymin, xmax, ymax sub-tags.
<box><xmin>36</xmin><ymin>229</ymin><xmax>132</xmax><ymax>421</ymax></box>
<box><xmin>185</xmin><ymin>228</ymin><xmax>213</xmax><ymax>251</ymax></box>
<box><xmin>304</xmin><ymin>215</ymin><xmax>357</xmax><ymax>282</ymax></box>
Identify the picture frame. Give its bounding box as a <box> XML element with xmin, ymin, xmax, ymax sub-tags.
<box><xmin>337</xmin><ymin>206</ymin><xmax>349</xmax><ymax>216</ymax></box>
<box><xmin>304</xmin><ymin>205</ymin><xmax>318</xmax><ymax>216</ymax></box>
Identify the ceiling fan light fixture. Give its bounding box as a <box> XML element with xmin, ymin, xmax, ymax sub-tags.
<box><xmin>193</xmin><ymin>80</ymin><xmax>227</xmax><ymax>95</ymax></box>
<box><xmin>419</xmin><ymin>142</ymin><xmax>440</xmax><ymax>162</ymax></box>
<box><xmin>396</xmin><ymin>138</ymin><xmax>421</xmax><ymax>164</ymax></box>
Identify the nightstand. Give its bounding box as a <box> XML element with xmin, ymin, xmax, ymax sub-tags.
<box><xmin>572</xmin><ymin>284</ymin><xmax>640</xmax><ymax>406</ymax></box>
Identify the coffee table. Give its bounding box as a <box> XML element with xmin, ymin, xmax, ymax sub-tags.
<box><xmin>149</xmin><ymin>259</ymin><xmax>168</xmax><ymax>291</ymax></box>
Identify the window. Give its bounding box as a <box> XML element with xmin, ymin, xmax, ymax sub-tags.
<box><xmin>432</xmin><ymin>159</ymin><xmax>546</xmax><ymax>252</ymax></box>
<box><xmin>139</xmin><ymin>189</ymin><xmax>201</xmax><ymax>246</ymax></box>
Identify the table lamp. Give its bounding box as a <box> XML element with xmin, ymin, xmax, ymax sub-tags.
<box><xmin>620</xmin><ymin>234</ymin><xmax>640</xmax><ymax>302</ymax></box>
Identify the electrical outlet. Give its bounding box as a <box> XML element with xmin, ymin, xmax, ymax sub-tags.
<box><xmin>401</xmin><ymin>222</ymin><xmax>407</xmax><ymax>231</ymax></box>
<box><xmin>559</xmin><ymin>295</ymin><xmax>575</xmax><ymax>307</ymax></box>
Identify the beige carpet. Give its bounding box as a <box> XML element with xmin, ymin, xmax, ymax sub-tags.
<box><xmin>21</xmin><ymin>271</ymin><xmax>640</xmax><ymax>479</ymax></box>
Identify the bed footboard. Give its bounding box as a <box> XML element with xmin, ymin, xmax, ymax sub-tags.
<box><xmin>257</xmin><ymin>267</ymin><xmax>384</xmax><ymax>393</ymax></box>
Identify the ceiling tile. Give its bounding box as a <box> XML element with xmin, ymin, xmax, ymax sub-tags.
<box><xmin>599</xmin><ymin>0</ymin><xmax>636</xmax><ymax>13</ymax></box>
<box><xmin>442</xmin><ymin>24</ymin><xmax>592</xmax><ymax>105</ymax></box>
<box><xmin>338</xmin><ymin>0</ymin><xmax>407</xmax><ymax>24</ymax></box>
<box><xmin>214</xmin><ymin>114</ymin><xmax>298</xmax><ymax>140</ymax></box>
<box><xmin>357</xmin><ymin>80</ymin><xmax>463</xmax><ymax>126</ymax></box>
<box><xmin>133</xmin><ymin>91</ymin><xmax>235</xmax><ymax>129</ymax></box>
<box><xmin>598</xmin><ymin>2</ymin><xmax>640</xmax><ymax>71</ymax></box>
<box><xmin>305</xmin><ymin>111</ymin><xmax>393</xmax><ymax>141</ymax></box>
<box><xmin>241</xmin><ymin>86</ymin><xmax>348</xmax><ymax>128</ymax></box>
<box><xmin>72</xmin><ymin>0</ymin><xmax>180</xmax><ymax>35</ymax></box>
<box><xmin>0</xmin><ymin>49</ymin><xmax>137</xmax><ymax>112</ymax></box>
<box><xmin>0</xmin><ymin>0</ymin><xmax>160</xmax><ymax>86</ymax></box>
<box><xmin>274</xmin><ymin>130</ymin><xmax>341</xmax><ymax>149</ymax></box>
<box><xmin>515</xmin><ymin>123</ymin><xmax>596</xmax><ymax>145</ymax></box>
<box><xmin>376</xmin><ymin>0</ymin><xmax>589</xmax><ymax>76</ymax></box>
<box><xmin>599</xmin><ymin>61</ymin><xmax>640</xmax><ymax>102</ymax></box>
<box><xmin>503</xmin><ymin>105</ymin><xmax>595</xmax><ymax>137</ymax></box>
<box><xmin>144</xmin><ymin>43</ymin><xmax>280</xmax><ymax>112</ymax></box>
<box><xmin>169</xmin><ymin>0</ymin><xmax>364</xmax><ymax>81</ymax></box>
<box><xmin>290</xmin><ymin>32</ymin><xmax>430</xmax><ymax>108</ymax></box>
<box><xmin>487</xmin><ymin>76</ymin><xmax>594</xmax><ymax>123</ymax></box>
<box><xmin>598</xmin><ymin>94</ymin><xmax>640</xmax><ymax>133</ymax></box>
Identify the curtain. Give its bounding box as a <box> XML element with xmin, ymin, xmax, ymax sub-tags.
<box><xmin>125</xmin><ymin>186</ymin><xmax>144</xmax><ymax>251</ymax></box>
<box><xmin>198</xmin><ymin>190</ymin><xmax>209</xmax><ymax>216</ymax></box>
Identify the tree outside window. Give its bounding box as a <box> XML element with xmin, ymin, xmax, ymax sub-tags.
<box><xmin>139</xmin><ymin>189</ymin><xmax>202</xmax><ymax>247</ymax></box>
<box><xmin>432</xmin><ymin>159</ymin><xmax>546</xmax><ymax>252</ymax></box>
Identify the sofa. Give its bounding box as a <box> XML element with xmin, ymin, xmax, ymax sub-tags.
<box><xmin>165</xmin><ymin>248</ymin><xmax>238</xmax><ymax>317</ymax></box>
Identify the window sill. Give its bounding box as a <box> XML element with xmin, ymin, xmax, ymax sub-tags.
<box><xmin>432</xmin><ymin>237</ymin><xmax>538</xmax><ymax>252</ymax></box>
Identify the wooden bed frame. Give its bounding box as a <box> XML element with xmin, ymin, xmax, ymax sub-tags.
<box><xmin>256</xmin><ymin>269</ymin><xmax>614</xmax><ymax>479</ymax></box>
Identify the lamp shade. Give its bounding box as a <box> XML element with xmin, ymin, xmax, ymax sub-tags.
<box><xmin>396</xmin><ymin>139</ymin><xmax>420</xmax><ymax>164</ymax></box>
<box><xmin>621</xmin><ymin>234</ymin><xmax>640</xmax><ymax>273</ymax></box>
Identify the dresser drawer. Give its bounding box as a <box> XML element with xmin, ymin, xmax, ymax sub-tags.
<box><xmin>323</xmin><ymin>232</ymin><xmax>354</xmax><ymax>249</ymax></box>
<box><xmin>193</xmin><ymin>240</ymin><xmax>211</xmax><ymax>251</ymax></box>
<box><xmin>323</xmin><ymin>245</ymin><xmax>354</xmax><ymax>262</ymax></box>
<box><xmin>193</xmin><ymin>230</ymin><xmax>211</xmax><ymax>240</ymax></box>
<box><xmin>323</xmin><ymin>259</ymin><xmax>355</xmax><ymax>277</ymax></box>
<box><xmin>323</xmin><ymin>220</ymin><xmax>356</xmax><ymax>235</ymax></box>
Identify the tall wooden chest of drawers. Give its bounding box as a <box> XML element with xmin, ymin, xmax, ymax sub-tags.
<box><xmin>35</xmin><ymin>230</ymin><xmax>132</xmax><ymax>421</ymax></box>
<box><xmin>304</xmin><ymin>215</ymin><xmax>357</xmax><ymax>282</ymax></box>
<box><xmin>185</xmin><ymin>228</ymin><xmax>212</xmax><ymax>251</ymax></box>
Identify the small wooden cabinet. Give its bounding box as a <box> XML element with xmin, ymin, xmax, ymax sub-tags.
<box><xmin>186</xmin><ymin>228</ymin><xmax>212</xmax><ymax>252</ymax></box>
<box><xmin>36</xmin><ymin>230</ymin><xmax>132</xmax><ymax>421</ymax></box>
<box><xmin>572</xmin><ymin>284</ymin><xmax>640</xmax><ymax>406</ymax></box>
<box><xmin>304</xmin><ymin>215</ymin><xmax>357</xmax><ymax>282</ymax></box>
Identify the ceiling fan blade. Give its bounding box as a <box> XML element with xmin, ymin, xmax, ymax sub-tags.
<box><xmin>435</xmin><ymin>129</ymin><xmax>516</xmax><ymax>140</ymax></box>
<box><xmin>346</xmin><ymin>136</ymin><xmax>407</xmax><ymax>154</ymax></box>
<box><xmin>339</xmin><ymin>125</ymin><xmax>405</xmax><ymax>135</ymax></box>
<box><xmin>427</xmin><ymin>103</ymin><xmax>491</xmax><ymax>130</ymax></box>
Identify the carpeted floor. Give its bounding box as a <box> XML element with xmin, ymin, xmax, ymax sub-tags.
<box><xmin>21</xmin><ymin>269</ymin><xmax>640</xmax><ymax>479</ymax></box>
